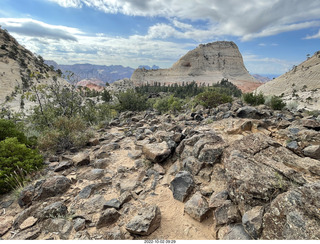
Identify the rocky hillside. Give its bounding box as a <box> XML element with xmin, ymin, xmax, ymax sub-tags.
<box><xmin>256</xmin><ymin>51</ymin><xmax>320</xmax><ymax>110</ymax></box>
<box><xmin>131</xmin><ymin>41</ymin><xmax>262</xmax><ymax>92</ymax></box>
<box><xmin>0</xmin><ymin>28</ymin><xmax>66</xmax><ymax>105</ymax></box>
<box><xmin>45</xmin><ymin>61</ymin><xmax>135</xmax><ymax>85</ymax></box>
<box><xmin>1</xmin><ymin>101</ymin><xmax>320</xmax><ymax>240</ymax></box>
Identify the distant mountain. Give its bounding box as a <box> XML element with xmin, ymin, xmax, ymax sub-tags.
<box><xmin>131</xmin><ymin>41</ymin><xmax>262</xmax><ymax>92</ymax></box>
<box><xmin>45</xmin><ymin>60</ymin><xmax>135</xmax><ymax>85</ymax></box>
<box><xmin>252</xmin><ymin>74</ymin><xmax>272</xmax><ymax>83</ymax></box>
<box><xmin>138</xmin><ymin>65</ymin><xmax>160</xmax><ymax>70</ymax></box>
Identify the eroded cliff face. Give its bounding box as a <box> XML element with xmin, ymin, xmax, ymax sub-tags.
<box><xmin>131</xmin><ymin>41</ymin><xmax>260</xmax><ymax>92</ymax></box>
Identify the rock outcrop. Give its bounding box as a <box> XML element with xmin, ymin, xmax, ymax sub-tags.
<box><xmin>131</xmin><ymin>41</ymin><xmax>261</xmax><ymax>92</ymax></box>
<box><xmin>256</xmin><ymin>51</ymin><xmax>320</xmax><ymax>110</ymax></box>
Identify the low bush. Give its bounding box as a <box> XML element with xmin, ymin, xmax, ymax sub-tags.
<box><xmin>195</xmin><ymin>89</ymin><xmax>232</xmax><ymax>108</ymax></box>
<box><xmin>242</xmin><ymin>92</ymin><xmax>265</xmax><ymax>106</ymax></box>
<box><xmin>38</xmin><ymin>116</ymin><xmax>92</xmax><ymax>153</ymax></box>
<box><xmin>0</xmin><ymin>137</ymin><xmax>43</xmax><ymax>194</ymax></box>
<box><xmin>153</xmin><ymin>95</ymin><xmax>183</xmax><ymax>114</ymax></box>
<box><xmin>0</xmin><ymin>119</ymin><xmax>28</xmax><ymax>144</ymax></box>
<box><xmin>270</xmin><ymin>96</ymin><xmax>286</xmax><ymax>110</ymax></box>
<box><xmin>116</xmin><ymin>90</ymin><xmax>148</xmax><ymax>112</ymax></box>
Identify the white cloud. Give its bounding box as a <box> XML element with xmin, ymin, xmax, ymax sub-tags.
<box><xmin>0</xmin><ymin>18</ymin><xmax>82</xmax><ymax>41</ymax></box>
<box><xmin>47</xmin><ymin>0</ymin><xmax>320</xmax><ymax>41</ymax></box>
<box><xmin>304</xmin><ymin>29</ymin><xmax>320</xmax><ymax>39</ymax></box>
<box><xmin>243</xmin><ymin>54</ymin><xmax>297</xmax><ymax>75</ymax></box>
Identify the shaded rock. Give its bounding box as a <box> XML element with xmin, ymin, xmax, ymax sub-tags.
<box><xmin>54</xmin><ymin>160</ymin><xmax>73</xmax><ymax>172</ymax></box>
<box><xmin>182</xmin><ymin>156</ymin><xmax>204</xmax><ymax>175</ymax></box>
<box><xmin>72</xmin><ymin>152</ymin><xmax>90</xmax><ymax>166</ymax></box>
<box><xmin>219</xmin><ymin>224</ymin><xmax>252</xmax><ymax>240</ymax></box>
<box><xmin>34</xmin><ymin>176</ymin><xmax>71</xmax><ymax>201</ymax></box>
<box><xmin>242</xmin><ymin>206</ymin><xmax>264</xmax><ymax>239</ymax></box>
<box><xmin>103</xmin><ymin>199</ymin><xmax>121</xmax><ymax>210</ymax></box>
<box><xmin>18</xmin><ymin>185</ymin><xmax>35</xmax><ymax>208</ymax></box>
<box><xmin>19</xmin><ymin>216</ymin><xmax>38</xmax><ymax>230</ymax></box>
<box><xmin>105</xmin><ymin>226</ymin><xmax>124</xmax><ymax>240</ymax></box>
<box><xmin>13</xmin><ymin>204</ymin><xmax>39</xmax><ymax>230</ymax></box>
<box><xmin>214</xmin><ymin>200</ymin><xmax>241</xmax><ymax>226</ymax></box>
<box><xmin>96</xmin><ymin>209</ymin><xmax>121</xmax><ymax>229</ymax></box>
<box><xmin>83</xmin><ymin>169</ymin><xmax>105</xmax><ymax>181</ymax></box>
<box><xmin>303</xmin><ymin>145</ymin><xmax>320</xmax><ymax>159</ymax></box>
<box><xmin>262</xmin><ymin>181</ymin><xmax>320</xmax><ymax>239</ymax></box>
<box><xmin>93</xmin><ymin>158</ymin><xmax>110</xmax><ymax>168</ymax></box>
<box><xmin>184</xmin><ymin>192</ymin><xmax>210</xmax><ymax>222</ymax></box>
<box><xmin>39</xmin><ymin>201</ymin><xmax>68</xmax><ymax>220</ymax></box>
<box><xmin>87</xmin><ymin>138</ymin><xmax>99</xmax><ymax>146</ymax></box>
<box><xmin>302</xmin><ymin>119</ymin><xmax>320</xmax><ymax>131</ymax></box>
<box><xmin>118</xmin><ymin>191</ymin><xmax>132</xmax><ymax>207</ymax></box>
<box><xmin>73</xmin><ymin>218</ymin><xmax>86</xmax><ymax>231</ymax></box>
<box><xmin>236</xmin><ymin>106</ymin><xmax>268</xmax><ymax>119</ymax></box>
<box><xmin>82</xmin><ymin>195</ymin><xmax>108</xmax><ymax>214</ymax></box>
<box><xmin>142</xmin><ymin>141</ymin><xmax>171</xmax><ymax>163</ymax></box>
<box><xmin>0</xmin><ymin>200</ymin><xmax>13</xmax><ymax>208</ymax></box>
<box><xmin>126</xmin><ymin>205</ymin><xmax>161</xmax><ymax>236</ymax></box>
<box><xmin>170</xmin><ymin>171</ymin><xmax>194</xmax><ymax>202</ymax></box>
<box><xmin>209</xmin><ymin>190</ymin><xmax>229</xmax><ymax>209</ymax></box>
<box><xmin>12</xmin><ymin>227</ymin><xmax>41</xmax><ymax>240</ymax></box>
<box><xmin>153</xmin><ymin>163</ymin><xmax>166</xmax><ymax>175</ymax></box>
<box><xmin>43</xmin><ymin>218</ymin><xmax>73</xmax><ymax>239</ymax></box>
<box><xmin>77</xmin><ymin>184</ymin><xmax>96</xmax><ymax>199</ymax></box>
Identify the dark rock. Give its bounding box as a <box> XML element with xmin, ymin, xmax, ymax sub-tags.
<box><xmin>83</xmin><ymin>169</ymin><xmax>105</xmax><ymax>181</ymax></box>
<box><xmin>170</xmin><ymin>171</ymin><xmax>194</xmax><ymax>202</ymax></box>
<box><xmin>286</xmin><ymin>140</ymin><xmax>299</xmax><ymax>150</ymax></box>
<box><xmin>126</xmin><ymin>205</ymin><xmax>161</xmax><ymax>236</ymax></box>
<box><xmin>39</xmin><ymin>201</ymin><xmax>68</xmax><ymax>220</ymax></box>
<box><xmin>34</xmin><ymin>176</ymin><xmax>71</xmax><ymax>201</ymax></box>
<box><xmin>103</xmin><ymin>199</ymin><xmax>121</xmax><ymax>210</ymax></box>
<box><xmin>242</xmin><ymin>206</ymin><xmax>264</xmax><ymax>239</ymax></box>
<box><xmin>118</xmin><ymin>191</ymin><xmax>132</xmax><ymax>207</ymax></box>
<box><xmin>87</xmin><ymin>138</ymin><xmax>99</xmax><ymax>146</ymax></box>
<box><xmin>214</xmin><ymin>200</ymin><xmax>241</xmax><ymax>226</ymax></box>
<box><xmin>77</xmin><ymin>184</ymin><xmax>96</xmax><ymax>199</ymax></box>
<box><xmin>184</xmin><ymin>192</ymin><xmax>210</xmax><ymax>222</ymax></box>
<box><xmin>182</xmin><ymin>156</ymin><xmax>204</xmax><ymax>175</ymax></box>
<box><xmin>54</xmin><ymin>160</ymin><xmax>73</xmax><ymax>172</ymax></box>
<box><xmin>93</xmin><ymin>159</ymin><xmax>109</xmax><ymax>168</ymax></box>
<box><xmin>262</xmin><ymin>181</ymin><xmax>320</xmax><ymax>239</ymax></box>
<box><xmin>12</xmin><ymin>227</ymin><xmax>42</xmax><ymax>240</ymax></box>
<box><xmin>302</xmin><ymin>119</ymin><xmax>320</xmax><ymax>131</ymax></box>
<box><xmin>18</xmin><ymin>185</ymin><xmax>35</xmax><ymax>208</ymax></box>
<box><xmin>96</xmin><ymin>209</ymin><xmax>121</xmax><ymax>229</ymax></box>
<box><xmin>43</xmin><ymin>218</ymin><xmax>73</xmax><ymax>239</ymax></box>
<box><xmin>0</xmin><ymin>200</ymin><xmax>13</xmax><ymax>208</ymax></box>
<box><xmin>220</xmin><ymin>224</ymin><xmax>252</xmax><ymax>240</ymax></box>
<box><xmin>209</xmin><ymin>190</ymin><xmax>229</xmax><ymax>209</ymax></box>
<box><xmin>236</xmin><ymin>106</ymin><xmax>267</xmax><ymax>119</ymax></box>
<box><xmin>82</xmin><ymin>195</ymin><xmax>108</xmax><ymax>214</ymax></box>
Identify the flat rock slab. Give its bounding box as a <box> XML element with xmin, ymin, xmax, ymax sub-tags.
<box><xmin>126</xmin><ymin>205</ymin><xmax>161</xmax><ymax>236</ymax></box>
<box><xmin>72</xmin><ymin>152</ymin><xmax>90</xmax><ymax>166</ymax></box>
<box><xmin>0</xmin><ymin>216</ymin><xmax>14</xmax><ymax>236</ymax></box>
<box><xmin>142</xmin><ymin>141</ymin><xmax>171</xmax><ymax>163</ymax></box>
<box><xmin>19</xmin><ymin>216</ymin><xmax>38</xmax><ymax>230</ymax></box>
<box><xmin>96</xmin><ymin>209</ymin><xmax>121</xmax><ymax>229</ymax></box>
<box><xmin>184</xmin><ymin>192</ymin><xmax>210</xmax><ymax>222</ymax></box>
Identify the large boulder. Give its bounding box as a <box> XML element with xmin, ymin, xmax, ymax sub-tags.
<box><xmin>184</xmin><ymin>192</ymin><xmax>210</xmax><ymax>222</ymax></box>
<box><xmin>262</xmin><ymin>181</ymin><xmax>320</xmax><ymax>239</ymax></box>
<box><xmin>126</xmin><ymin>205</ymin><xmax>161</xmax><ymax>236</ymax></box>
<box><xmin>223</xmin><ymin>133</ymin><xmax>320</xmax><ymax>214</ymax></box>
<box><xmin>142</xmin><ymin>141</ymin><xmax>172</xmax><ymax>163</ymax></box>
<box><xmin>170</xmin><ymin>171</ymin><xmax>194</xmax><ymax>202</ymax></box>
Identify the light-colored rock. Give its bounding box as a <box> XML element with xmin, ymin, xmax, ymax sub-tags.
<box><xmin>303</xmin><ymin>145</ymin><xmax>320</xmax><ymax>159</ymax></box>
<box><xmin>142</xmin><ymin>141</ymin><xmax>171</xmax><ymax>163</ymax></box>
<box><xmin>19</xmin><ymin>217</ymin><xmax>38</xmax><ymax>230</ymax></box>
<box><xmin>184</xmin><ymin>192</ymin><xmax>210</xmax><ymax>222</ymax></box>
<box><xmin>126</xmin><ymin>205</ymin><xmax>161</xmax><ymax>236</ymax></box>
<box><xmin>72</xmin><ymin>152</ymin><xmax>90</xmax><ymax>166</ymax></box>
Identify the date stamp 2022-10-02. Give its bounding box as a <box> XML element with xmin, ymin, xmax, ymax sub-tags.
<box><xmin>144</xmin><ymin>240</ymin><xmax>177</xmax><ymax>244</ymax></box>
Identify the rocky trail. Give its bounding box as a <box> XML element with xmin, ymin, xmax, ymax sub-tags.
<box><xmin>1</xmin><ymin>101</ymin><xmax>320</xmax><ymax>240</ymax></box>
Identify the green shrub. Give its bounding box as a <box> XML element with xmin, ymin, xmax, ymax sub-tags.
<box><xmin>242</xmin><ymin>92</ymin><xmax>265</xmax><ymax>106</ymax></box>
<box><xmin>0</xmin><ymin>119</ymin><xmax>30</xmax><ymax>145</ymax></box>
<box><xmin>153</xmin><ymin>95</ymin><xmax>183</xmax><ymax>114</ymax></box>
<box><xmin>38</xmin><ymin>116</ymin><xmax>92</xmax><ymax>153</ymax></box>
<box><xmin>0</xmin><ymin>137</ymin><xmax>43</xmax><ymax>194</ymax></box>
<box><xmin>116</xmin><ymin>90</ymin><xmax>148</xmax><ymax>112</ymax></box>
<box><xmin>195</xmin><ymin>90</ymin><xmax>232</xmax><ymax>108</ymax></box>
<box><xmin>270</xmin><ymin>96</ymin><xmax>286</xmax><ymax>110</ymax></box>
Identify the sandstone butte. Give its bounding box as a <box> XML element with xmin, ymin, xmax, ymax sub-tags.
<box><xmin>131</xmin><ymin>41</ymin><xmax>262</xmax><ymax>93</ymax></box>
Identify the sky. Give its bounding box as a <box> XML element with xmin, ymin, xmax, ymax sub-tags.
<box><xmin>0</xmin><ymin>0</ymin><xmax>320</xmax><ymax>76</ymax></box>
